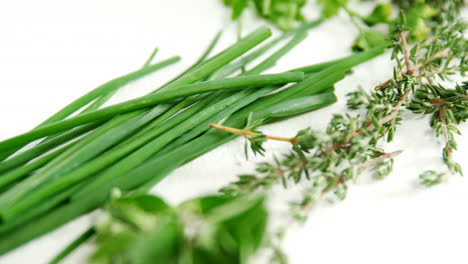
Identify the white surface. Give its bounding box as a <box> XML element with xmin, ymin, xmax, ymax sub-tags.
<box><xmin>0</xmin><ymin>1</ymin><xmax>466</xmax><ymax>263</ymax></box>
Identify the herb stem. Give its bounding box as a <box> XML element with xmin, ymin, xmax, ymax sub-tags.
<box><xmin>400</xmin><ymin>31</ymin><xmax>412</xmax><ymax>73</ymax></box>
<box><xmin>49</xmin><ymin>228</ymin><xmax>95</xmax><ymax>264</ymax></box>
<box><xmin>358</xmin><ymin>150</ymin><xmax>403</xmax><ymax>173</ymax></box>
<box><xmin>438</xmin><ymin>106</ymin><xmax>454</xmax><ymax>172</ymax></box>
<box><xmin>209</xmin><ymin>123</ymin><xmax>296</xmax><ymax>143</ymax></box>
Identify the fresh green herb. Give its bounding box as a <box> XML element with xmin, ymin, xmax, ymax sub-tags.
<box><xmin>222</xmin><ymin>0</ymin><xmax>307</xmax><ymax>30</ymax></box>
<box><xmin>86</xmin><ymin>191</ymin><xmax>267</xmax><ymax>264</ymax></box>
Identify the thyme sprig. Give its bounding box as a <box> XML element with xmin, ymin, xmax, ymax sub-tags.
<box><xmin>212</xmin><ymin>15</ymin><xmax>467</xmax><ymax>205</ymax></box>
<box><xmin>208</xmin><ymin>17</ymin><xmax>467</xmax><ymax>262</ymax></box>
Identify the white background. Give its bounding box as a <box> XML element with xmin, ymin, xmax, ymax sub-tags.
<box><xmin>0</xmin><ymin>1</ymin><xmax>467</xmax><ymax>263</ymax></box>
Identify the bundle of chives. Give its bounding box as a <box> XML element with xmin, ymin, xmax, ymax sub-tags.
<box><xmin>1</xmin><ymin>28</ymin><xmax>312</xmax><ymax>216</ymax></box>
<box><xmin>0</xmin><ymin>26</ymin><xmax>282</xmax><ymax>229</ymax></box>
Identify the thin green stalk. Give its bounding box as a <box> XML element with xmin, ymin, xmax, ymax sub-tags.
<box><xmin>79</xmin><ymin>90</ymin><xmax>119</xmax><ymax>114</ymax></box>
<box><xmin>159</xmin><ymin>27</ymin><xmax>270</xmax><ymax>92</ymax></box>
<box><xmin>162</xmin><ymin>30</ymin><xmax>223</xmax><ymax>87</ymax></box>
<box><xmin>0</xmin><ymin>71</ymin><xmax>299</xmax><ymax>152</ymax></box>
<box><xmin>125</xmin><ymin>31</ymin><xmax>224</xmax><ymax>141</ymax></box>
<box><xmin>208</xmin><ymin>19</ymin><xmax>323</xmax><ymax>80</ymax></box>
<box><xmin>49</xmin><ymin>228</ymin><xmax>96</xmax><ymax>264</ymax></box>
<box><xmin>141</xmin><ymin>47</ymin><xmax>159</xmax><ymax>69</ymax></box>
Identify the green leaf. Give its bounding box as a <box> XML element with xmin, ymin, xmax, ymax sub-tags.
<box><xmin>91</xmin><ymin>194</ymin><xmax>268</xmax><ymax>264</ymax></box>
<box><xmin>317</xmin><ymin>0</ymin><xmax>348</xmax><ymax>18</ymax></box>
<box><xmin>352</xmin><ymin>30</ymin><xmax>390</xmax><ymax>52</ymax></box>
<box><xmin>126</xmin><ymin>216</ymin><xmax>183</xmax><ymax>264</ymax></box>
<box><xmin>123</xmin><ymin>194</ymin><xmax>171</xmax><ymax>213</ymax></box>
<box><xmin>206</xmin><ymin>195</ymin><xmax>268</xmax><ymax>262</ymax></box>
<box><xmin>222</xmin><ymin>0</ymin><xmax>249</xmax><ymax>19</ymax></box>
<box><xmin>90</xmin><ymin>232</ymin><xmax>140</xmax><ymax>263</ymax></box>
<box><xmin>399</xmin><ymin>1</ymin><xmax>438</xmax><ymax>41</ymax></box>
<box><xmin>362</xmin><ymin>3</ymin><xmax>392</xmax><ymax>26</ymax></box>
<box><xmin>252</xmin><ymin>0</ymin><xmax>308</xmax><ymax>30</ymax></box>
<box><xmin>178</xmin><ymin>195</ymin><xmax>232</xmax><ymax>215</ymax></box>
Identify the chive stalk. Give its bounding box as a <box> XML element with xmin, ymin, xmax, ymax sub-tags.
<box><xmin>0</xmin><ymin>70</ymin><xmax>301</xmax><ymax>152</ymax></box>
<box><xmin>49</xmin><ymin>228</ymin><xmax>96</xmax><ymax>264</ymax></box>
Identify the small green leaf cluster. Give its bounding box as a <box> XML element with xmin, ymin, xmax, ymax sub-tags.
<box><xmin>317</xmin><ymin>0</ymin><xmax>349</xmax><ymax>18</ymax></box>
<box><xmin>409</xmin><ymin>21</ymin><xmax>468</xmax><ymax>78</ymax></box>
<box><xmin>392</xmin><ymin>0</ymin><xmax>465</xmax><ymax>26</ymax></box>
<box><xmin>418</xmin><ymin>170</ymin><xmax>447</xmax><ymax>186</ymax></box>
<box><xmin>351</xmin><ymin>0</ymin><xmax>465</xmax><ymax>49</ymax></box>
<box><xmin>408</xmin><ymin>83</ymin><xmax>468</xmax><ymax>175</ymax></box>
<box><xmin>91</xmin><ymin>192</ymin><xmax>268</xmax><ymax>264</ymax></box>
<box><xmin>245</xmin><ymin>131</ymin><xmax>268</xmax><ymax>157</ymax></box>
<box><xmin>221</xmin><ymin>112</ymin><xmax>396</xmax><ymax>204</ymax></box>
<box><xmin>222</xmin><ymin>0</ymin><xmax>307</xmax><ymax>30</ymax></box>
<box><xmin>315</xmin><ymin>1</ymin><xmax>394</xmax><ymax>51</ymax></box>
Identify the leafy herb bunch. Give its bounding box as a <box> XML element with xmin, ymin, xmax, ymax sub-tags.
<box><xmin>89</xmin><ymin>190</ymin><xmax>268</xmax><ymax>264</ymax></box>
